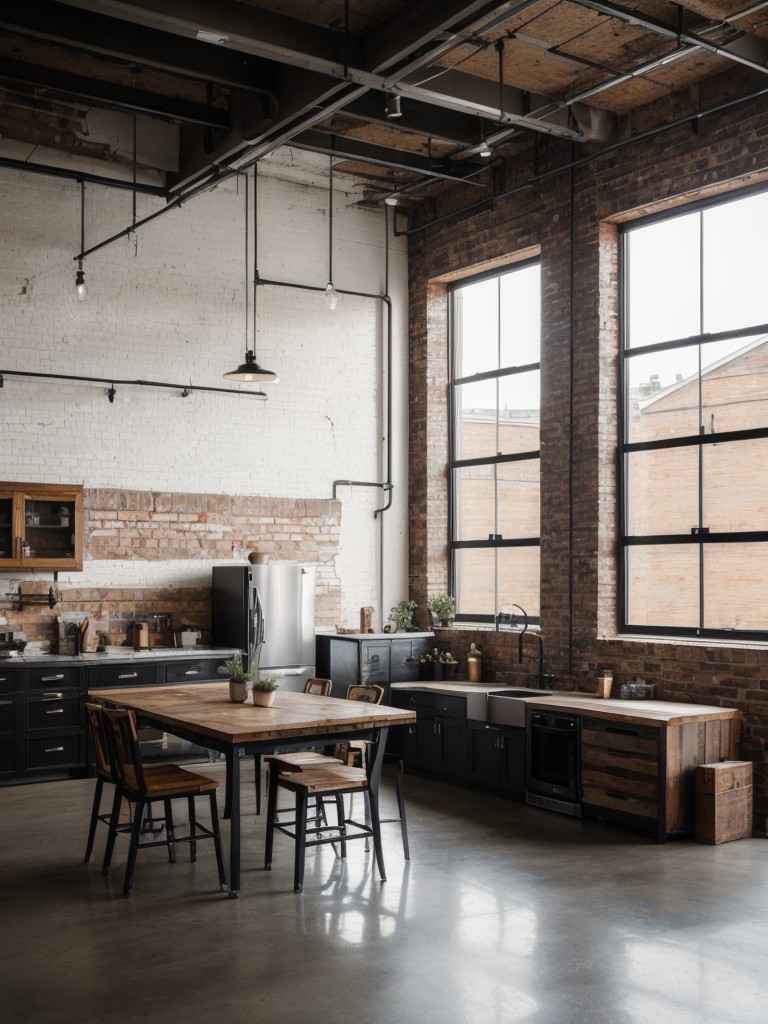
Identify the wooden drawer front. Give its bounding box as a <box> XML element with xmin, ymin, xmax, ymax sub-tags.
<box><xmin>27</xmin><ymin>733</ymin><xmax>83</xmax><ymax>770</ymax></box>
<box><xmin>87</xmin><ymin>661</ymin><xmax>159</xmax><ymax>688</ymax></box>
<box><xmin>27</xmin><ymin>693</ymin><xmax>82</xmax><ymax>731</ymax></box>
<box><xmin>0</xmin><ymin>667</ymin><xmax>24</xmax><ymax>694</ymax></box>
<box><xmin>434</xmin><ymin>695</ymin><xmax>466</xmax><ymax>719</ymax></box>
<box><xmin>26</xmin><ymin>665</ymin><xmax>84</xmax><ymax>691</ymax></box>
<box><xmin>164</xmin><ymin>658</ymin><xmax>225</xmax><ymax>683</ymax></box>
<box><xmin>581</xmin><ymin>722</ymin><xmax>660</xmax><ymax>822</ymax></box>
<box><xmin>581</xmin><ymin>778</ymin><xmax>658</xmax><ymax>821</ymax></box>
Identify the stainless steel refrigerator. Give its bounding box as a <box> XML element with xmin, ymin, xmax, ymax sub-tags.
<box><xmin>211</xmin><ymin>564</ymin><xmax>316</xmax><ymax>688</ymax></box>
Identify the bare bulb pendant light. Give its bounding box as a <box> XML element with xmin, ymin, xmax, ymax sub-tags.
<box><xmin>324</xmin><ymin>155</ymin><xmax>339</xmax><ymax>311</ymax></box>
<box><xmin>224</xmin><ymin>167</ymin><xmax>278</xmax><ymax>383</ymax></box>
<box><xmin>75</xmin><ymin>180</ymin><xmax>87</xmax><ymax>301</ymax></box>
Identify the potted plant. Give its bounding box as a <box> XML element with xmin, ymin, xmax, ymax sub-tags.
<box><xmin>223</xmin><ymin>655</ymin><xmax>255</xmax><ymax>703</ymax></box>
<box><xmin>428</xmin><ymin>594</ymin><xmax>455</xmax><ymax>628</ymax></box>
<box><xmin>389</xmin><ymin>599</ymin><xmax>418</xmax><ymax>632</ymax></box>
<box><xmin>251</xmin><ymin>675</ymin><xmax>279</xmax><ymax>707</ymax></box>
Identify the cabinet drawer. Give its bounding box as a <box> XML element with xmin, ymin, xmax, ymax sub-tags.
<box><xmin>0</xmin><ymin>667</ymin><xmax>24</xmax><ymax>694</ymax></box>
<box><xmin>27</xmin><ymin>733</ymin><xmax>83</xmax><ymax>770</ymax></box>
<box><xmin>27</xmin><ymin>693</ymin><xmax>82</xmax><ymax>730</ymax></box>
<box><xmin>0</xmin><ymin>735</ymin><xmax>22</xmax><ymax>774</ymax></box>
<box><xmin>433</xmin><ymin>695</ymin><xmax>466</xmax><ymax>719</ymax></box>
<box><xmin>164</xmin><ymin>659</ymin><xmax>225</xmax><ymax>683</ymax></box>
<box><xmin>26</xmin><ymin>664</ymin><xmax>85</xmax><ymax>690</ymax></box>
<box><xmin>392</xmin><ymin>690</ymin><xmax>435</xmax><ymax>711</ymax></box>
<box><xmin>581</xmin><ymin>778</ymin><xmax>658</xmax><ymax>821</ymax></box>
<box><xmin>87</xmin><ymin>662</ymin><xmax>160</xmax><ymax>688</ymax></box>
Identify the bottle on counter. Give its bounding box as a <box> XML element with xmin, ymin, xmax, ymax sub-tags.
<box><xmin>467</xmin><ymin>642</ymin><xmax>482</xmax><ymax>682</ymax></box>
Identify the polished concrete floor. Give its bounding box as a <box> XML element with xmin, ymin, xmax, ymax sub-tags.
<box><xmin>1</xmin><ymin>762</ymin><xmax>766</xmax><ymax>1024</ymax></box>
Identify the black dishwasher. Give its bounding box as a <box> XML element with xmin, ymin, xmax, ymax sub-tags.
<box><xmin>526</xmin><ymin>711</ymin><xmax>582</xmax><ymax>817</ymax></box>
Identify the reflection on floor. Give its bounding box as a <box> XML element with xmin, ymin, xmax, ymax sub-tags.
<box><xmin>1</xmin><ymin>761</ymin><xmax>766</xmax><ymax>1024</ymax></box>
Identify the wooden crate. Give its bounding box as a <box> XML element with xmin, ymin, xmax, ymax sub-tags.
<box><xmin>695</xmin><ymin>761</ymin><xmax>753</xmax><ymax>844</ymax></box>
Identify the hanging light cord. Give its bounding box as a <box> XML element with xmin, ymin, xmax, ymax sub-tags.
<box><xmin>328</xmin><ymin>155</ymin><xmax>334</xmax><ymax>285</ymax></box>
<box><xmin>245</xmin><ymin>170</ymin><xmax>250</xmax><ymax>349</ymax></box>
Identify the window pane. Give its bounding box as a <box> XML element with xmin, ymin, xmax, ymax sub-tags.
<box><xmin>626</xmin><ymin>545</ymin><xmax>699</xmax><ymax>628</ymax></box>
<box><xmin>499</xmin><ymin>264</ymin><xmax>540</xmax><ymax>367</ymax></box>
<box><xmin>497</xmin><ymin>459</ymin><xmax>539</xmax><ymax>538</ymax></box>
<box><xmin>625</xmin><ymin>348</ymin><xmax>700</xmax><ymax>443</ymax></box>
<box><xmin>455</xmin><ymin>278</ymin><xmax>499</xmax><ymax>376</ymax></box>
<box><xmin>454</xmin><ymin>466</ymin><xmax>496</xmax><ymax>541</ymax></box>
<box><xmin>703</xmin><ymin>192</ymin><xmax>768</xmax><ymax>334</ymax></box>
<box><xmin>626</xmin><ymin>448</ymin><xmax>698</xmax><ymax>535</ymax></box>
<box><xmin>455</xmin><ymin>382</ymin><xmax>498</xmax><ymax>460</ymax></box>
<box><xmin>455</xmin><ymin>548</ymin><xmax>496</xmax><ymax>615</ymax></box>
<box><xmin>703</xmin><ymin>544</ymin><xmax>768</xmax><ymax>630</ymax></box>
<box><xmin>625</xmin><ymin>212</ymin><xmax>700</xmax><ymax>348</ymax></box>
<box><xmin>498</xmin><ymin>546</ymin><xmax>540</xmax><ymax>619</ymax></box>
<box><xmin>703</xmin><ymin>439</ymin><xmax>768</xmax><ymax>532</ymax></box>
<box><xmin>498</xmin><ymin>371</ymin><xmax>540</xmax><ymax>452</ymax></box>
<box><xmin>701</xmin><ymin>335</ymin><xmax>768</xmax><ymax>433</ymax></box>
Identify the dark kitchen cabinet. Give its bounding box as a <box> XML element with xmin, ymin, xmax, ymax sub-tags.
<box><xmin>0</xmin><ymin>666</ymin><xmax>24</xmax><ymax>776</ymax></box>
<box><xmin>0</xmin><ymin>482</ymin><xmax>84</xmax><ymax>571</ymax></box>
<box><xmin>25</xmin><ymin>663</ymin><xmax>86</xmax><ymax>774</ymax></box>
<box><xmin>466</xmin><ymin>720</ymin><xmax>526</xmax><ymax>797</ymax></box>
<box><xmin>315</xmin><ymin>633</ymin><xmax>433</xmax><ymax>699</ymax></box>
<box><xmin>391</xmin><ymin>688</ymin><xmax>467</xmax><ymax>778</ymax></box>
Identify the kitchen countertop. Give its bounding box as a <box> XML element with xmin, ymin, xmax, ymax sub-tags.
<box><xmin>0</xmin><ymin>647</ymin><xmax>236</xmax><ymax>664</ymax></box>
<box><xmin>390</xmin><ymin>680</ymin><xmax>740</xmax><ymax>727</ymax></box>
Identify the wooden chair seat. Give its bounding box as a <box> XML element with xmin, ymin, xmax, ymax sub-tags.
<box><xmin>277</xmin><ymin>765</ymin><xmax>368</xmax><ymax>793</ymax></box>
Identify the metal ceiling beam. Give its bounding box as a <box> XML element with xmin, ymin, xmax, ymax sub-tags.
<box><xmin>0</xmin><ymin>57</ymin><xmax>230</xmax><ymax>127</ymax></box>
<box><xmin>289</xmin><ymin>129</ymin><xmax>488</xmax><ymax>185</ymax></box>
<box><xmin>337</xmin><ymin>92</ymin><xmax>486</xmax><ymax>147</ymax></box>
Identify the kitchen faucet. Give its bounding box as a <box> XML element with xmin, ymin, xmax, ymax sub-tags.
<box><xmin>501</xmin><ymin>603</ymin><xmax>545</xmax><ymax>687</ymax></box>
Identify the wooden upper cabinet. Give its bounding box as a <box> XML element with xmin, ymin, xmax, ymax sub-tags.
<box><xmin>0</xmin><ymin>482</ymin><xmax>84</xmax><ymax>571</ymax></box>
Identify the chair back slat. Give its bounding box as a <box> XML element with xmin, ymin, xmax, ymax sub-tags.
<box><xmin>84</xmin><ymin>702</ymin><xmax>111</xmax><ymax>777</ymax></box>
<box><xmin>102</xmin><ymin>707</ymin><xmax>147</xmax><ymax>795</ymax></box>
<box><xmin>304</xmin><ymin>677</ymin><xmax>332</xmax><ymax>696</ymax></box>
<box><xmin>345</xmin><ymin>684</ymin><xmax>384</xmax><ymax>704</ymax></box>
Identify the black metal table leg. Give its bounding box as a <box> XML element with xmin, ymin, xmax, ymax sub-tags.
<box><xmin>227</xmin><ymin>750</ymin><xmax>242</xmax><ymax>898</ymax></box>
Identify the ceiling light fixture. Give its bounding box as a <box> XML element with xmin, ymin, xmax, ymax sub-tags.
<box><xmin>75</xmin><ymin>180</ymin><xmax>87</xmax><ymax>301</ymax></box>
<box><xmin>385</xmin><ymin>94</ymin><xmax>402</xmax><ymax>119</ymax></box>
<box><xmin>324</xmin><ymin>155</ymin><xmax>339</xmax><ymax>311</ymax></box>
<box><xmin>224</xmin><ymin>169</ymin><xmax>278</xmax><ymax>383</ymax></box>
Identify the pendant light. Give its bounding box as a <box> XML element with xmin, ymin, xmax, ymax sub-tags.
<box><xmin>324</xmin><ymin>155</ymin><xmax>339</xmax><ymax>311</ymax></box>
<box><xmin>224</xmin><ymin>168</ymin><xmax>278</xmax><ymax>383</ymax></box>
<box><xmin>75</xmin><ymin>180</ymin><xmax>87</xmax><ymax>301</ymax></box>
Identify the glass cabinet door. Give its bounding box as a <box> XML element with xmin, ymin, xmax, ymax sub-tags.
<box><xmin>23</xmin><ymin>495</ymin><xmax>77</xmax><ymax>563</ymax></box>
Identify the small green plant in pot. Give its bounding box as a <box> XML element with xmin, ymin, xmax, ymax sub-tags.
<box><xmin>223</xmin><ymin>655</ymin><xmax>256</xmax><ymax>703</ymax></box>
<box><xmin>251</xmin><ymin>675</ymin><xmax>279</xmax><ymax>707</ymax></box>
<box><xmin>428</xmin><ymin>594</ymin><xmax>455</xmax><ymax>628</ymax></box>
<box><xmin>389</xmin><ymin>599</ymin><xmax>418</xmax><ymax>632</ymax></box>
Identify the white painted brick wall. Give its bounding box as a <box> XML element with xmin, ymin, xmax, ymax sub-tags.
<box><xmin>0</xmin><ymin>165</ymin><xmax>410</xmax><ymax>629</ymax></box>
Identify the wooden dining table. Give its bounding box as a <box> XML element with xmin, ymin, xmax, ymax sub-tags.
<box><xmin>88</xmin><ymin>682</ymin><xmax>416</xmax><ymax>897</ymax></box>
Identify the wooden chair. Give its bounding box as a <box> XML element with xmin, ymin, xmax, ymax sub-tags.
<box><xmin>83</xmin><ymin>702</ymin><xmax>178</xmax><ymax>867</ymax></box>
<box><xmin>99</xmin><ymin>706</ymin><xmax>228</xmax><ymax>897</ymax></box>
<box><xmin>252</xmin><ymin>677</ymin><xmax>334</xmax><ymax>813</ymax></box>
<box><xmin>264</xmin><ymin>731</ymin><xmax>388</xmax><ymax>892</ymax></box>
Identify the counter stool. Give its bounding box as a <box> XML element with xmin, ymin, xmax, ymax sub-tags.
<box><xmin>264</xmin><ymin>763</ymin><xmax>386</xmax><ymax>893</ymax></box>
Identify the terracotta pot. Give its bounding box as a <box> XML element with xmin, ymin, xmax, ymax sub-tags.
<box><xmin>251</xmin><ymin>689</ymin><xmax>276</xmax><ymax>707</ymax></box>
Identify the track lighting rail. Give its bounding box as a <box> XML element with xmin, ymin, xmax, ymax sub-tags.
<box><xmin>0</xmin><ymin>369</ymin><xmax>266</xmax><ymax>399</ymax></box>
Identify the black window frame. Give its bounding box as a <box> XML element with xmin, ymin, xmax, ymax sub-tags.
<box><xmin>448</xmin><ymin>260</ymin><xmax>541</xmax><ymax>627</ymax></box>
<box><xmin>618</xmin><ymin>183</ymin><xmax>768</xmax><ymax>640</ymax></box>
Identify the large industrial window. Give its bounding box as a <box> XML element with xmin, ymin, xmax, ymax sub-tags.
<box><xmin>449</xmin><ymin>261</ymin><xmax>541</xmax><ymax>625</ymax></box>
<box><xmin>620</xmin><ymin>186</ymin><xmax>768</xmax><ymax>639</ymax></box>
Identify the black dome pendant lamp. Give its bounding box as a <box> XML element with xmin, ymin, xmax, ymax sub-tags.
<box><xmin>224</xmin><ymin>167</ymin><xmax>278</xmax><ymax>383</ymax></box>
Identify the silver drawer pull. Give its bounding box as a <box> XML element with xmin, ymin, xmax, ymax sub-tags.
<box><xmin>0</xmin><ymin>676</ymin><xmax>8</xmax><ymax>683</ymax></box>
<box><xmin>184</xmin><ymin>669</ymin><xmax>200</xmax><ymax>676</ymax></box>
<box><xmin>42</xmin><ymin>692</ymin><xmax>64</xmax><ymax>699</ymax></box>
<box><xmin>45</xmin><ymin>746</ymin><xmax>65</xmax><ymax>753</ymax></box>
<box><xmin>46</xmin><ymin>708</ymin><xmax>65</xmax><ymax>714</ymax></box>
<box><xmin>41</xmin><ymin>674</ymin><xmax>65</xmax><ymax>682</ymax></box>
<box><xmin>118</xmin><ymin>672</ymin><xmax>138</xmax><ymax>679</ymax></box>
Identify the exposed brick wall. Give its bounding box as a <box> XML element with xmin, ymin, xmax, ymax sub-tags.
<box><xmin>408</xmin><ymin>66</ymin><xmax>768</xmax><ymax>830</ymax></box>
<box><xmin>3</xmin><ymin>488</ymin><xmax>341</xmax><ymax>647</ymax></box>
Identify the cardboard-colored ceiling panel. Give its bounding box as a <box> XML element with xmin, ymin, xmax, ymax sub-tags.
<box><xmin>241</xmin><ymin>0</ymin><xmax>410</xmax><ymax>33</ymax></box>
<box><xmin>322</xmin><ymin>118</ymin><xmax>455</xmax><ymax>157</ymax></box>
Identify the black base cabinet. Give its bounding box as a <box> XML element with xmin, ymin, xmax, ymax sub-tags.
<box><xmin>466</xmin><ymin>720</ymin><xmax>526</xmax><ymax>797</ymax></box>
<box><xmin>0</xmin><ymin>666</ymin><xmax>24</xmax><ymax>776</ymax></box>
<box><xmin>315</xmin><ymin>633</ymin><xmax>433</xmax><ymax>700</ymax></box>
